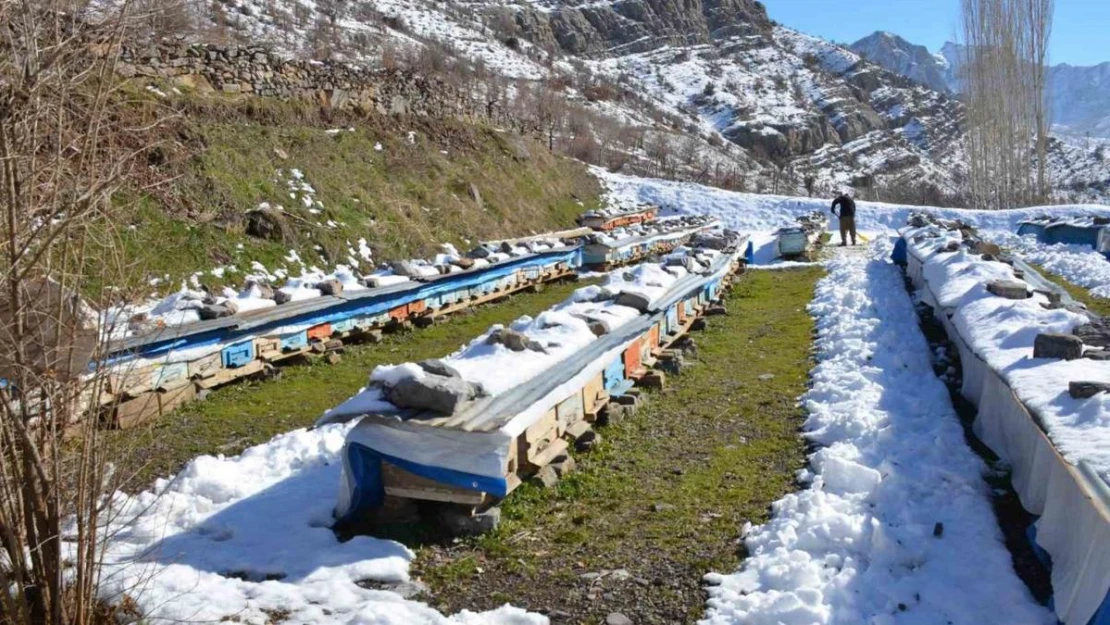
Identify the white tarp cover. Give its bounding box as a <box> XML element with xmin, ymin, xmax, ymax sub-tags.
<box><xmin>905</xmin><ymin>229</ymin><xmax>1110</xmax><ymax>625</ymax></box>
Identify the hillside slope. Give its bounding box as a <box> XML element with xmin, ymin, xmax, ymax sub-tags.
<box><xmin>185</xmin><ymin>0</ymin><xmax>1110</xmax><ymax>203</ymax></box>
<box><xmin>102</xmin><ymin>91</ymin><xmax>600</xmax><ymax>297</ymax></box>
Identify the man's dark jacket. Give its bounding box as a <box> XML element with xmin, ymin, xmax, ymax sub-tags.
<box><xmin>831</xmin><ymin>195</ymin><xmax>856</xmax><ymax>218</ymax></box>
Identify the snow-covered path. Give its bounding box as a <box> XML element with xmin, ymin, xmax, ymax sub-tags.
<box><xmin>983</xmin><ymin>231</ymin><xmax>1110</xmax><ymax>299</ymax></box>
<box><xmin>700</xmin><ymin>244</ymin><xmax>1053</xmax><ymax>625</ymax></box>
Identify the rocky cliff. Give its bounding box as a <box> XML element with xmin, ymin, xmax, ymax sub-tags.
<box><xmin>849</xmin><ymin>32</ymin><xmax>951</xmax><ymax>93</ymax></box>
<box><xmin>512</xmin><ymin>0</ymin><xmax>772</xmax><ymax>56</ymax></box>
<box><xmin>853</xmin><ymin>32</ymin><xmax>1110</xmax><ymax>141</ymax></box>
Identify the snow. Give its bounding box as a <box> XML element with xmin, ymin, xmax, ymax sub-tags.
<box><xmin>908</xmin><ymin>228</ymin><xmax>1110</xmax><ymax>483</ymax></box>
<box><xmin>596</xmin><ymin>168</ymin><xmax>1110</xmax><ymax>235</ymax></box>
<box><xmin>320</xmin><ymin>250</ymin><xmax>721</xmax><ymax>427</ymax></box>
<box><xmin>88</xmin><ymin>424</ymin><xmax>546</xmax><ymax>625</ymax></box>
<box><xmin>984</xmin><ymin>231</ymin><xmax>1110</xmax><ymax>299</ymax></box>
<box><xmin>701</xmin><ymin>244</ymin><xmax>1052</xmax><ymax>625</ymax></box>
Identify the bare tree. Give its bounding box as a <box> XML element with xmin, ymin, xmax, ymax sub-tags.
<box><xmin>961</xmin><ymin>0</ymin><xmax>1054</xmax><ymax>209</ymax></box>
<box><xmin>0</xmin><ymin>2</ymin><xmax>167</xmax><ymax>623</ymax></box>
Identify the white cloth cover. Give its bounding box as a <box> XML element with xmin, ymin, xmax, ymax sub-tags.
<box><xmin>908</xmin><ymin>247</ymin><xmax>1110</xmax><ymax>625</ymax></box>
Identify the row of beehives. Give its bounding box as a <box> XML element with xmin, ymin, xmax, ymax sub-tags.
<box><xmin>577</xmin><ymin>204</ymin><xmax>660</xmax><ymax>232</ymax></box>
<box><xmin>581</xmin><ymin>218</ymin><xmax>719</xmax><ymax>269</ymax></box>
<box><xmin>87</xmin><ymin>256</ymin><xmax>582</xmax><ymax>429</ymax></box>
<box><xmin>366</xmin><ymin>255</ymin><xmax>743</xmax><ymax>522</ymax></box>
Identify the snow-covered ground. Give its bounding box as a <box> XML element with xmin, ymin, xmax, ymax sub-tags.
<box><xmin>91</xmin><ymin>169</ymin><xmax>1110</xmax><ymax>624</ymax></box>
<box><xmin>908</xmin><ymin>227</ymin><xmax>1110</xmax><ymax>483</ymax></box>
<box><xmin>596</xmin><ymin>169</ymin><xmax>1110</xmax><ymax>236</ymax></box>
<box><xmin>701</xmin><ymin>244</ymin><xmax>1053</xmax><ymax>625</ymax></box>
<box><xmin>983</xmin><ymin>231</ymin><xmax>1110</xmax><ymax>299</ymax></box>
<box><xmin>91</xmin><ymin>423</ymin><xmax>543</xmax><ymax>625</ymax></box>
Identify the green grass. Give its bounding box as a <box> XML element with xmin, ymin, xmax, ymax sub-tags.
<box><xmin>1030</xmin><ymin>262</ymin><xmax>1110</xmax><ymax>317</ymax></box>
<box><xmin>88</xmin><ymin>91</ymin><xmax>601</xmax><ymax>298</ymax></box>
<box><xmin>414</xmin><ymin>268</ymin><xmax>824</xmax><ymax>622</ymax></box>
<box><xmin>106</xmin><ymin>279</ymin><xmax>589</xmax><ymax>489</ymax></box>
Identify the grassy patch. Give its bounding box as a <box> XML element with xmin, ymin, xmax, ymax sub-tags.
<box><xmin>1029</xmin><ymin>262</ymin><xmax>1110</xmax><ymax>317</ymax></box>
<box><xmin>94</xmin><ymin>91</ymin><xmax>601</xmax><ymax>296</ymax></box>
<box><xmin>106</xmin><ymin>279</ymin><xmax>589</xmax><ymax>489</ymax></box>
<box><xmin>414</xmin><ymin>268</ymin><xmax>823</xmax><ymax>623</ymax></box>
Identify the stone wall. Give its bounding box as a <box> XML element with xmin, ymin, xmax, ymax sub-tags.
<box><xmin>118</xmin><ymin>42</ymin><xmax>483</xmax><ymax>119</ymax></box>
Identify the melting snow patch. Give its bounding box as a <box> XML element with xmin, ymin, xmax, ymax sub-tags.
<box><xmin>87</xmin><ymin>424</ymin><xmax>545</xmax><ymax>624</ymax></box>
<box><xmin>700</xmin><ymin>244</ymin><xmax>1053</xmax><ymax>625</ymax></box>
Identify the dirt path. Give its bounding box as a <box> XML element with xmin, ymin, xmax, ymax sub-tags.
<box><xmin>106</xmin><ymin>279</ymin><xmax>589</xmax><ymax>489</ymax></box>
<box><xmin>411</xmin><ymin>268</ymin><xmax>823</xmax><ymax>625</ymax></box>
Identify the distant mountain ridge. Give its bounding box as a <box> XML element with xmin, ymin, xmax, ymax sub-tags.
<box><xmin>850</xmin><ymin>32</ymin><xmax>951</xmax><ymax>93</ymax></box>
<box><xmin>850</xmin><ymin>31</ymin><xmax>1110</xmax><ymax>140</ymax></box>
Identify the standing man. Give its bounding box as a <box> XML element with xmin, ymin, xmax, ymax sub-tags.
<box><xmin>831</xmin><ymin>190</ymin><xmax>857</xmax><ymax>247</ymax></box>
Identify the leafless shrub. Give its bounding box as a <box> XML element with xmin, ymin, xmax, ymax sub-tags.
<box><xmin>0</xmin><ymin>2</ymin><xmax>169</xmax><ymax>623</ymax></box>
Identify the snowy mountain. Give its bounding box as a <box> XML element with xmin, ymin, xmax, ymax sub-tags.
<box><xmin>191</xmin><ymin>0</ymin><xmax>1110</xmax><ymax>203</ymax></box>
<box><xmin>851</xmin><ymin>33</ymin><xmax>1110</xmax><ymax>141</ymax></box>
<box><xmin>850</xmin><ymin>32</ymin><xmax>951</xmax><ymax>93</ymax></box>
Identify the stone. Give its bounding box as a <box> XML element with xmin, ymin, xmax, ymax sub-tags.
<box><xmin>575</xmin><ymin>430</ymin><xmax>601</xmax><ymax>453</ymax></box>
<box><xmin>454</xmin><ymin>257</ymin><xmax>476</xmax><ymax>270</ymax></box>
<box><xmin>197</xmin><ymin>302</ymin><xmax>238</xmax><ymax>320</ymax></box>
<box><xmin>573</xmin><ymin>318</ymin><xmax>605</xmax><ymax>337</ymax></box>
<box><xmin>315</xmin><ymin>278</ymin><xmax>343</xmax><ymax>296</ymax></box>
<box><xmin>606</xmin><ymin>614</ymin><xmax>633</xmax><ymax>625</ymax></box>
<box><xmin>245</xmin><ymin>207</ymin><xmax>289</xmax><ymax>242</ymax></box>
<box><xmin>758</xmin><ymin>373</ymin><xmax>775</xmax><ymax>381</ymax></box>
<box><xmin>1084</xmin><ymin>350</ymin><xmax>1110</xmax><ymax>361</ymax></box>
<box><xmin>387</xmin><ymin>374</ymin><xmax>483</xmax><ymax>414</ymax></box>
<box><xmin>640</xmin><ymin>371</ymin><xmax>666</xmax><ymax>389</ymax></box>
<box><xmin>468</xmin><ymin>183</ymin><xmax>483</xmax><ymax>207</ymax></box>
<box><xmin>615</xmin><ymin>291</ymin><xmax>652</xmax><ymax>312</ymax></box>
<box><xmin>486</xmin><ymin>328</ymin><xmax>545</xmax><ymax>352</ymax></box>
<box><xmin>978</xmin><ymin>242</ymin><xmax>1002</xmax><ymax>256</ymax></box>
<box><xmin>651</xmin><ymin>503</ymin><xmax>675</xmax><ymax>513</ymax></box>
<box><xmin>273</xmin><ymin>289</ymin><xmax>294</xmax><ymax>305</ymax></box>
<box><xmin>612</xmin><ymin>394</ymin><xmax>639</xmax><ymax>409</ymax></box>
<box><xmin>530</xmin><ymin>465</ymin><xmax>560</xmax><ymax>488</ymax></box>
<box><xmin>390</xmin><ymin>260</ymin><xmax>423</xmax><ymax>278</ymax></box>
<box><xmin>599</xmin><ymin>403</ymin><xmax>627</xmax><ymax>426</ymax></box>
<box><xmin>658</xmin><ymin>352</ymin><xmax>688</xmax><ymax>376</ymax></box>
<box><xmin>937</xmin><ymin>240</ymin><xmax>960</xmax><ymax>253</ymax></box>
<box><xmin>1033</xmin><ymin>333</ymin><xmax>1084</xmax><ymax>361</ymax></box>
<box><xmin>690</xmin><ymin>317</ymin><xmax>708</xmax><ymax>331</ymax></box>
<box><xmin>417</xmin><ymin>359</ymin><xmax>461</xmax><ymax>378</ymax></box>
<box><xmin>1069</xmin><ymin>381</ymin><xmax>1110</xmax><ymax>399</ymax></box>
<box><xmin>244</xmin><ymin>280</ymin><xmax>274</xmax><ymax>300</ymax></box>
<box><xmin>1074</xmin><ymin>321</ymin><xmax>1110</xmax><ymax>349</ymax></box>
<box><xmin>325</xmin><ymin>352</ymin><xmax>343</xmax><ymax>365</ymax></box>
<box><xmin>551</xmin><ymin>454</ymin><xmax>577</xmax><ymax>477</ymax></box>
<box><xmin>706</xmin><ymin>304</ymin><xmax>728</xmax><ymax>316</ymax></box>
<box><xmin>437</xmin><ymin>506</ymin><xmax>500</xmax><ymax>536</ymax></box>
<box><xmin>986</xmin><ymin>280</ymin><xmax>1030</xmax><ymax>300</ymax></box>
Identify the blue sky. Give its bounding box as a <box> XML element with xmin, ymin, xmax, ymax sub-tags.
<box><xmin>764</xmin><ymin>0</ymin><xmax>1109</xmax><ymax>66</ymax></box>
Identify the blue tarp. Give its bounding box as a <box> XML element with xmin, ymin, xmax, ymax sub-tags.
<box><xmin>891</xmin><ymin>238</ymin><xmax>908</xmax><ymax>266</ymax></box>
<box><xmin>1018</xmin><ymin>221</ymin><xmax>1109</xmax><ymax>258</ymax></box>
<box><xmin>342</xmin><ymin>442</ymin><xmax>509</xmax><ymax>521</ymax></box>
<box><xmin>105</xmin><ymin>247</ymin><xmax>581</xmax><ymax>366</ymax></box>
